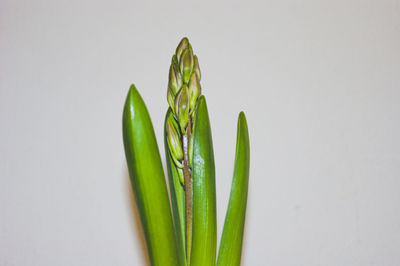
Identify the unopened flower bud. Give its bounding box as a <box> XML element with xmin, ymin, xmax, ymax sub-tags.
<box><xmin>179</xmin><ymin>48</ymin><xmax>194</xmax><ymax>84</ymax></box>
<box><xmin>188</xmin><ymin>72</ymin><xmax>201</xmax><ymax>115</ymax></box>
<box><xmin>168</xmin><ymin>64</ymin><xmax>182</xmax><ymax>95</ymax></box>
<box><xmin>176</xmin><ymin>37</ymin><xmax>190</xmax><ymax>62</ymax></box>
<box><xmin>175</xmin><ymin>85</ymin><xmax>190</xmax><ymax>132</ymax></box>
<box><xmin>193</xmin><ymin>55</ymin><xmax>201</xmax><ymax>80</ymax></box>
<box><xmin>167</xmin><ymin>89</ymin><xmax>175</xmax><ymax>114</ymax></box>
<box><xmin>171</xmin><ymin>54</ymin><xmax>179</xmax><ymax>66</ymax></box>
<box><xmin>177</xmin><ymin>168</ymin><xmax>184</xmax><ymax>186</ymax></box>
<box><xmin>166</xmin><ymin>114</ymin><xmax>184</xmax><ymax>168</ymax></box>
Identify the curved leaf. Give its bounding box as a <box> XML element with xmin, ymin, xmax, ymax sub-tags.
<box><xmin>216</xmin><ymin>112</ymin><xmax>250</xmax><ymax>266</ymax></box>
<box><xmin>191</xmin><ymin>96</ymin><xmax>217</xmax><ymax>266</ymax></box>
<box><xmin>122</xmin><ymin>85</ymin><xmax>180</xmax><ymax>266</ymax></box>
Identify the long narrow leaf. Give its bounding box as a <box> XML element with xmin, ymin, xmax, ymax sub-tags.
<box><xmin>191</xmin><ymin>96</ymin><xmax>217</xmax><ymax>266</ymax></box>
<box><xmin>216</xmin><ymin>112</ymin><xmax>250</xmax><ymax>266</ymax></box>
<box><xmin>164</xmin><ymin>108</ymin><xmax>187</xmax><ymax>266</ymax></box>
<box><xmin>122</xmin><ymin>85</ymin><xmax>180</xmax><ymax>266</ymax></box>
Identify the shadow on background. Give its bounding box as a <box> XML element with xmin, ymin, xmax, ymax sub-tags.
<box><xmin>125</xmin><ymin>167</ymin><xmax>151</xmax><ymax>266</ymax></box>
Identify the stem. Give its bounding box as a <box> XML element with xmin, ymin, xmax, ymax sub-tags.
<box><xmin>182</xmin><ymin>119</ymin><xmax>192</xmax><ymax>265</ymax></box>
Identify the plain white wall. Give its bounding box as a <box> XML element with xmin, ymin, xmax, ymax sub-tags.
<box><xmin>1</xmin><ymin>0</ymin><xmax>400</xmax><ymax>265</ymax></box>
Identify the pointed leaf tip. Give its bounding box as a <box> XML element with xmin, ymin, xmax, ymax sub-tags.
<box><xmin>122</xmin><ymin>85</ymin><xmax>180</xmax><ymax>266</ymax></box>
<box><xmin>216</xmin><ymin>111</ymin><xmax>250</xmax><ymax>266</ymax></box>
<box><xmin>191</xmin><ymin>95</ymin><xmax>217</xmax><ymax>266</ymax></box>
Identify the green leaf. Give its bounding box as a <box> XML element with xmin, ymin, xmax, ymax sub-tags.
<box><xmin>122</xmin><ymin>85</ymin><xmax>180</xmax><ymax>266</ymax></box>
<box><xmin>191</xmin><ymin>96</ymin><xmax>217</xmax><ymax>266</ymax></box>
<box><xmin>216</xmin><ymin>112</ymin><xmax>250</xmax><ymax>266</ymax></box>
<box><xmin>164</xmin><ymin>108</ymin><xmax>187</xmax><ymax>266</ymax></box>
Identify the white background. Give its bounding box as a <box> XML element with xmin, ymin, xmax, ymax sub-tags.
<box><xmin>1</xmin><ymin>0</ymin><xmax>400</xmax><ymax>265</ymax></box>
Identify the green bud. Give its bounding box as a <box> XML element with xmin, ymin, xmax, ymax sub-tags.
<box><xmin>168</xmin><ymin>64</ymin><xmax>182</xmax><ymax>95</ymax></box>
<box><xmin>166</xmin><ymin>114</ymin><xmax>184</xmax><ymax>168</ymax></box>
<box><xmin>171</xmin><ymin>148</ymin><xmax>184</xmax><ymax>169</ymax></box>
<box><xmin>172</xmin><ymin>54</ymin><xmax>179</xmax><ymax>67</ymax></box>
<box><xmin>188</xmin><ymin>72</ymin><xmax>201</xmax><ymax>115</ymax></box>
<box><xmin>179</xmin><ymin>48</ymin><xmax>194</xmax><ymax>84</ymax></box>
<box><xmin>177</xmin><ymin>168</ymin><xmax>184</xmax><ymax>186</ymax></box>
<box><xmin>175</xmin><ymin>85</ymin><xmax>190</xmax><ymax>132</ymax></box>
<box><xmin>193</xmin><ymin>55</ymin><xmax>201</xmax><ymax>80</ymax></box>
<box><xmin>167</xmin><ymin>88</ymin><xmax>175</xmax><ymax>113</ymax></box>
<box><xmin>176</xmin><ymin>37</ymin><xmax>190</xmax><ymax>62</ymax></box>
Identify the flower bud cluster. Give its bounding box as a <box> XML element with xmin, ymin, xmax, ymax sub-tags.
<box><xmin>166</xmin><ymin>38</ymin><xmax>202</xmax><ymax>184</ymax></box>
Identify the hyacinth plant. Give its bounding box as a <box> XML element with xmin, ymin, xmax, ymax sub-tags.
<box><xmin>122</xmin><ymin>38</ymin><xmax>250</xmax><ymax>266</ymax></box>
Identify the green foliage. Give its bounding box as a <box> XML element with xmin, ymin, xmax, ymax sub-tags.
<box><xmin>122</xmin><ymin>39</ymin><xmax>250</xmax><ymax>266</ymax></box>
<box><xmin>217</xmin><ymin>112</ymin><xmax>250</xmax><ymax>266</ymax></box>
<box><xmin>122</xmin><ymin>85</ymin><xmax>180</xmax><ymax>266</ymax></box>
<box><xmin>191</xmin><ymin>96</ymin><xmax>217</xmax><ymax>266</ymax></box>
